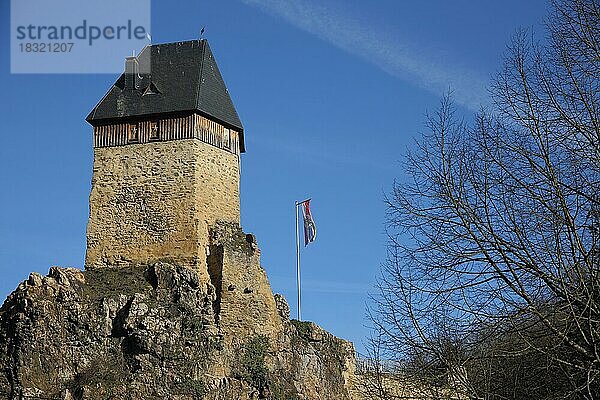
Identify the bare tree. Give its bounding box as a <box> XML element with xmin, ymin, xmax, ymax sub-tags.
<box><xmin>367</xmin><ymin>0</ymin><xmax>599</xmax><ymax>398</ymax></box>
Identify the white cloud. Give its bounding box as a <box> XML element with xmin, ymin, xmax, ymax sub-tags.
<box><xmin>241</xmin><ymin>0</ymin><xmax>488</xmax><ymax>110</ymax></box>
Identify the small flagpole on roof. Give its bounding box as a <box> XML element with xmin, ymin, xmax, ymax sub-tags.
<box><xmin>295</xmin><ymin>198</ymin><xmax>316</xmax><ymax>321</ymax></box>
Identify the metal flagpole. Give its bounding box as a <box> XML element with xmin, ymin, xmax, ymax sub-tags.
<box><xmin>295</xmin><ymin>201</ymin><xmax>301</xmax><ymax>321</ymax></box>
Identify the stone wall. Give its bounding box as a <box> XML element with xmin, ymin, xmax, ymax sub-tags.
<box><xmin>208</xmin><ymin>222</ymin><xmax>284</xmax><ymax>348</ymax></box>
<box><xmin>86</xmin><ymin>139</ymin><xmax>240</xmax><ymax>284</ymax></box>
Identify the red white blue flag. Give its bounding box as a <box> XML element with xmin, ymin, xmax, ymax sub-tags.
<box><xmin>302</xmin><ymin>200</ymin><xmax>317</xmax><ymax>246</ymax></box>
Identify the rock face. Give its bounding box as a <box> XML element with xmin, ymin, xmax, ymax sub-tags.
<box><xmin>0</xmin><ymin>224</ymin><xmax>355</xmax><ymax>400</ymax></box>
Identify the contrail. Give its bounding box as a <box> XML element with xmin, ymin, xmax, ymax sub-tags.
<box><xmin>241</xmin><ymin>0</ymin><xmax>489</xmax><ymax>110</ymax></box>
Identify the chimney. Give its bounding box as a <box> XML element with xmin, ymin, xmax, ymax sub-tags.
<box><xmin>124</xmin><ymin>56</ymin><xmax>139</xmax><ymax>90</ymax></box>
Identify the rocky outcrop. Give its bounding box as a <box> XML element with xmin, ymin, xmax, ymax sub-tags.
<box><xmin>0</xmin><ymin>225</ymin><xmax>355</xmax><ymax>400</ymax></box>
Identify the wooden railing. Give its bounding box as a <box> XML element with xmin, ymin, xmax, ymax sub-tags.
<box><xmin>93</xmin><ymin>113</ymin><xmax>240</xmax><ymax>155</ymax></box>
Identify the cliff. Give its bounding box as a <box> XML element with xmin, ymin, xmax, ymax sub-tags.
<box><xmin>0</xmin><ymin>223</ymin><xmax>355</xmax><ymax>399</ymax></box>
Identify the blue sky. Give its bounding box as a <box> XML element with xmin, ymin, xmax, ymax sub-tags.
<box><xmin>0</xmin><ymin>0</ymin><xmax>548</xmax><ymax>353</ymax></box>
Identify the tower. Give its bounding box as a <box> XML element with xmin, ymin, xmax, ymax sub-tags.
<box><xmin>85</xmin><ymin>40</ymin><xmax>244</xmax><ymax>284</ymax></box>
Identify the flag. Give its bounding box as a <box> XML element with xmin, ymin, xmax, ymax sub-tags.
<box><xmin>302</xmin><ymin>200</ymin><xmax>317</xmax><ymax>246</ymax></box>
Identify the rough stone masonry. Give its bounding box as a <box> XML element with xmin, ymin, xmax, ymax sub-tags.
<box><xmin>86</xmin><ymin>137</ymin><xmax>241</xmax><ymax>282</ymax></box>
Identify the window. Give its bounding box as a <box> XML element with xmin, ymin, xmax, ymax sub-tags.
<box><xmin>149</xmin><ymin>121</ymin><xmax>160</xmax><ymax>141</ymax></box>
<box><xmin>127</xmin><ymin>123</ymin><xmax>139</xmax><ymax>143</ymax></box>
<box><xmin>223</xmin><ymin>128</ymin><xmax>230</xmax><ymax>149</ymax></box>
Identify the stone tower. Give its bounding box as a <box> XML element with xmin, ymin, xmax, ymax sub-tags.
<box><xmin>0</xmin><ymin>39</ymin><xmax>358</xmax><ymax>400</ymax></box>
<box><xmin>85</xmin><ymin>40</ymin><xmax>244</xmax><ymax>283</ymax></box>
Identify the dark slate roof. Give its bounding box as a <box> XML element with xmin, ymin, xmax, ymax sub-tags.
<box><xmin>87</xmin><ymin>40</ymin><xmax>245</xmax><ymax>152</ymax></box>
